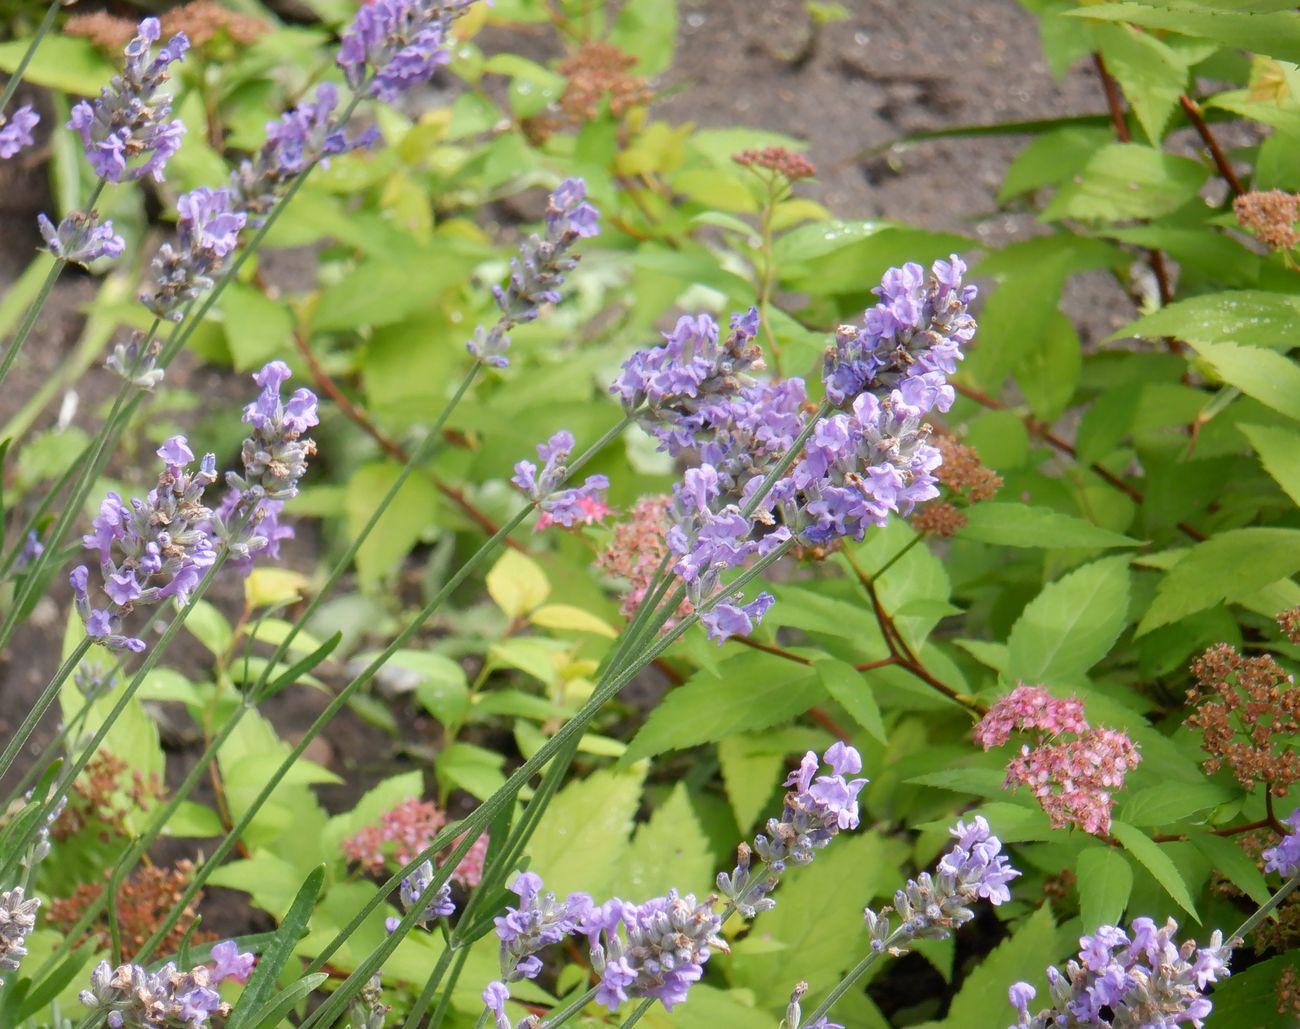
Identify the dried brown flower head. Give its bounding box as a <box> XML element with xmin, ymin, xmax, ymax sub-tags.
<box><xmin>596</xmin><ymin>495</ymin><xmax>694</xmax><ymax>627</ymax></box>
<box><xmin>1279</xmin><ymin>605</ymin><xmax>1300</xmax><ymax>646</ymax></box>
<box><xmin>1279</xmin><ymin>966</ymin><xmax>1300</xmax><ymax>1018</ymax></box>
<box><xmin>1186</xmin><ymin>635</ymin><xmax>1300</xmax><ymax>795</ymax></box>
<box><xmin>48</xmin><ymin>861</ymin><xmax>211</xmax><ymax>961</ymax></box>
<box><xmin>1233</xmin><ymin>189</ymin><xmax>1300</xmax><ymax>251</ymax></box>
<box><xmin>933</xmin><ymin>435</ymin><xmax>1001</xmax><ymax>502</ymax></box>
<box><xmin>52</xmin><ymin>751</ymin><xmax>166</xmax><ymax>843</ymax></box>
<box><xmin>911</xmin><ymin>501</ymin><xmax>965</xmax><ymax>538</ymax></box>
<box><xmin>732</xmin><ymin>146</ymin><xmax>817</xmax><ymax>182</ymax></box>
<box><xmin>559</xmin><ymin>41</ymin><xmax>651</xmax><ymax>123</ymax></box>
<box><xmin>67</xmin><ymin>1</ymin><xmax>268</xmax><ymax>52</ymax></box>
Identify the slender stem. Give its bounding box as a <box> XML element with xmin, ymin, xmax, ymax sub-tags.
<box><xmin>614</xmin><ymin>998</ymin><xmax>655</xmax><ymax>1028</ymax></box>
<box><xmin>401</xmin><ymin>943</ymin><xmax>455</xmax><ymax>1029</ymax></box>
<box><xmin>1179</xmin><ymin>94</ymin><xmax>1245</xmax><ymax>197</ymax></box>
<box><xmin>0</xmin><ymin>260</ymin><xmax>62</xmax><ymax>391</ymax></box>
<box><xmin>421</xmin><ymin>946</ymin><xmax>470</xmax><ymax>1029</ymax></box>
<box><xmin>802</xmin><ymin>927</ymin><xmax>909</xmax><ymax>1025</ymax></box>
<box><xmin>0</xmin><ymin>0</ymin><xmax>62</xmax><ymax>112</ymax></box>
<box><xmin>538</xmin><ymin>985</ymin><xmax>599</xmax><ymax>1029</ymax></box>
<box><xmin>756</xmin><ymin>176</ymin><xmax>785</xmax><ymax>377</ymax></box>
<box><xmin>1231</xmin><ymin>871</ymin><xmax>1300</xmax><ymax>943</ymax></box>
<box><xmin>0</xmin><ymin>638</ymin><xmax>91</xmax><ymax>783</ymax></box>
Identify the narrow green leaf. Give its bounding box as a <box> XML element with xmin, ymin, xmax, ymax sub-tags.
<box><xmin>1110</xmin><ymin>820</ymin><xmax>1198</xmax><ymax>920</ymax></box>
<box><xmin>1076</xmin><ymin>847</ymin><xmax>1133</xmax><ymax>931</ymax></box>
<box><xmin>248</xmin><ymin>973</ymin><xmax>330</xmax><ymax>1029</ymax></box>
<box><xmin>225</xmin><ymin>866</ymin><xmax>325</xmax><ymax>1029</ymax></box>
<box><xmin>957</xmin><ymin>503</ymin><xmax>1140</xmax><ymax>550</ymax></box>
<box><xmin>816</xmin><ymin>659</ymin><xmax>885</xmax><ymax>743</ymax></box>
<box><xmin>258</xmin><ymin>631</ymin><xmax>343</xmax><ymax>701</ymax></box>
<box><xmin>1240</xmin><ymin>423</ymin><xmax>1300</xmax><ymax>506</ymax></box>
<box><xmin>1190</xmin><ymin>340</ymin><xmax>1300</xmax><ymax>422</ymax></box>
<box><xmin>1006</xmin><ymin>557</ymin><xmax>1132</xmax><ymax>684</ymax></box>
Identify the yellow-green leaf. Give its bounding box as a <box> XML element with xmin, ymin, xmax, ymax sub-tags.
<box><xmin>486</xmin><ymin>550</ymin><xmax>550</xmax><ymax>619</ymax></box>
<box><xmin>246</xmin><ymin>568</ymin><xmax>311</xmax><ymax>609</ymax></box>
<box><xmin>529</xmin><ymin>603</ymin><xmax>616</xmax><ymax>637</ymax></box>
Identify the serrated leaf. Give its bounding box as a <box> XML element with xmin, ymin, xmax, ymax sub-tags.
<box><xmin>1119</xmin><ymin>782</ymin><xmax>1238</xmax><ymax>828</ymax></box>
<box><xmin>1137</xmin><ymin>528</ymin><xmax>1300</xmax><ymax>635</ymax></box>
<box><xmin>1016</xmin><ymin>310</ymin><xmax>1081</xmax><ymax>423</ymax></box>
<box><xmin>223</xmin><ymin>282</ymin><xmax>294</xmax><ymax>371</ymax></box>
<box><xmin>1203</xmin><ymin>951</ymin><xmax>1300</xmax><ymax>1029</ymax></box>
<box><xmin>529</xmin><ymin>603</ymin><xmax>615</xmax><ymax>637</ymax></box>
<box><xmin>526</xmin><ymin>765</ymin><xmax>644</xmax><ymax>898</ymax></box>
<box><xmin>620</xmin><ymin>783</ymin><xmax>713</xmax><ymax>898</ymax></box>
<box><xmin>1042</xmin><ymin>143</ymin><xmax>1208</xmax><ymax>223</ymax></box>
<box><xmin>1115</xmin><ymin>290</ymin><xmax>1300</xmax><ymax>350</ymax></box>
<box><xmin>957</xmin><ymin>503</ymin><xmax>1140</xmax><ymax>550</ymax></box>
<box><xmin>1094</xmin><ymin>22</ymin><xmax>1186</xmax><ymax>143</ymax></box>
<box><xmin>717</xmin><ymin>736</ymin><xmax>785</xmax><ymax>835</ymax></box>
<box><xmin>1068</xmin><ymin>2</ymin><xmax>1300</xmax><ymax>65</ymax></box>
<box><xmin>184</xmin><ymin>600</ymin><xmax>234</xmax><ymax>658</ymax></box>
<box><xmin>1190</xmin><ymin>340</ymin><xmax>1300</xmax><ymax>422</ymax></box>
<box><xmin>623</xmin><ymin>652</ymin><xmax>825</xmax><ymax>763</ymax></box>
<box><xmin>1240</xmin><ymin>423</ymin><xmax>1300</xmax><ymax>506</ymax></box>
<box><xmin>344</xmin><ymin>462</ymin><xmax>440</xmax><ymax>591</ymax></box>
<box><xmin>817</xmin><ymin>658</ymin><xmax>885</xmax><ymax>743</ymax></box>
<box><xmin>1110</xmin><ymin>820</ymin><xmax>1198</xmax><ymax>920</ymax></box>
<box><xmin>1189</xmin><ymin>834</ymin><xmax>1271</xmax><ymax>907</ymax></box>
<box><xmin>1076</xmin><ymin>847</ymin><xmax>1133</xmax><ymax>931</ymax></box>
<box><xmin>486</xmin><ymin>550</ymin><xmax>550</xmax><ymax>619</ymax></box>
<box><xmin>1006</xmin><ymin>557</ymin><xmax>1132</xmax><ymax>684</ymax></box>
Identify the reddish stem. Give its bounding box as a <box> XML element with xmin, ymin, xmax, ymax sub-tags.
<box><xmin>1180</xmin><ymin>94</ymin><xmax>1246</xmax><ymax>197</ymax></box>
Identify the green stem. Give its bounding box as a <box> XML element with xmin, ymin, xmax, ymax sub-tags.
<box><xmin>0</xmin><ymin>637</ymin><xmax>90</xmax><ymax>784</ymax></box>
<box><xmin>615</xmin><ymin>998</ymin><xmax>655</xmax><ymax>1028</ymax></box>
<box><xmin>801</xmin><ymin>927</ymin><xmax>909</xmax><ymax>1025</ymax></box>
<box><xmin>0</xmin><ymin>260</ymin><xmax>62</xmax><ymax>392</ymax></box>
<box><xmin>539</xmin><ymin>985</ymin><xmax>600</xmax><ymax>1028</ymax></box>
<box><xmin>1231</xmin><ymin>870</ymin><xmax>1300</xmax><ymax>942</ymax></box>
<box><xmin>420</xmin><ymin>946</ymin><xmax>470</xmax><ymax>1029</ymax></box>
<box><xmin>401</xmin><ymin>942</ymin><xmax>456</xmax><ymax>1029</ymax></box>
<box><xmin>0</xmin><ymin>0</ymin><xmax>63</xmax><ymax>113</ymax></box>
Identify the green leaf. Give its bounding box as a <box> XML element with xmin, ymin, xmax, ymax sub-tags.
<box><xmin>963</xmin><ymin>255</ymin><xmax>1070</xmax><ymax>392</ymax></box>
<box><xmin>247</xmin><ymin>973</ymin><xmax>330</xmax><ymax>1029</ymax></box>
<box><xmin>622</xmin><ymin>652</ymin><xmax>825</xmax><ymax>763</ymax></box>
<box><xmin>817</xmin><ymin>658</ymin><xmax>885</xmax><ymax>743</ymax></box>
<box><xmin>1016</xmin><ymin>310</ymin><xmax>1081</xmax><ymax>423</ymax></box>
<box><xmin>526</xmin><ymin>765</ymin><xmax>644</xmax><ymax>898</ymax></box>
<box><xmin>957</xmin><ymin>503</ymin><xmax>1140</xmax><ymax>550</ymax></box>
<box><xmin>183</xmin><ymin>600</ymin><xmax>234</xmax><ymax>657</ymax></box>
<box><xmin>1006</xmin><ymin>557</ymin><xmax>1132</xmax><ymax>684</ymax></box>
<box><xmin>222</xmin><ymin>283</ymin><xmax>294</xmax><ymax>371</ymax></box>
<box><xmin>1076</xmin><ymin>847</ymin><xmax>1133</xmax><ymax>931</ymax></box>
<box><xmin>0</xmin><ymin>36</ymin><xmax>115</xmax><ymax>94</ymax></box>
<box><xmin>1114</xmin><ymin>290</ymin><xmax>1300</xmax><ymax>350</ymax></box>
<box><xmin>436</xmin><ymin>742</ymin><xmax>505</xmax><ymax>800</ymax></box>
<box><xmin>1239</xmin><ymin>423</ymin><xmax>1300</xmax><ymax>506</ymax></box>
<box><xmin>1068</xmin><ymin>2</ymin><xmax>1300</xmax><ymax>65</ymax></box>
<box><xmin>913</xmin><ymin>904</ymin><xmax>1060</xmax><ymax>1029</ymax></box>
<box><xmin>485</xmin><ymin>550</ymin><xmax>551</xmax><ymax>619</ymax></box>
<box><xmin>1138</xmin><ymin>528</ymin><xmax>1300</xmax><ymax>635</ymax></box>
<box><xmin>1203</xmin><ymin>951</ymin><xmax>1300</xmax><ymax>1029</ymax></box>
<box><xmin>344</xmin><ymin>462</ymin><xmax>440</xmax><ymax>591</ymax></box>
<box><xmin>609</xmin><ymin>0</ymin><xmax>678</xmax><ymax>76</ymax></box>
<box><xmin>620</xmin><ymin>783</ymin><xmax>714</xmax><ymax>898</ymax></box>
<box><xmin>1119</xmin><ymin>782</ymin><xmax>1238</xmax><ymax>827</ymax></box>
<box><xmin>1041</xmin><ymin>143</ymin><xmax>1209</xmax><ymax>223</ymax></box>
<box><xmin>529</xmin><ymin>603</ymin><xmax>616</xmax><ymax>637</ymax></box>
<box><xmin>999</xmin><ymin>127</ymin><xmax>1111</xmax><ymax>201</ymax></box>
<box><xmin>225</xmin><ymin>866</ymin><xmax>325</xmax><ymax>1029</ymax></box>
<box><xmin>1189</xmin><ymin>834</ymin><xmax>1271</xmax><ymax>907</ymax></box>
<box><xmin>1094</xmin><ymin>22</ymin><xmax>1187</xmax><ymax>143</ymax></box>
<box><xmin>1110</xmin><ymin>820</ymin><xmax>1198</xmax><ymax>920</ymax></box>
<box><xmin>1190</xmin><ymin>340</ymin><xmax>1300</xmax><ymax>422</ymax></box>
<box><xmin>717</xmin><ymin>736</ymin><xmax>786</xmax><ymax>835</ymax></box>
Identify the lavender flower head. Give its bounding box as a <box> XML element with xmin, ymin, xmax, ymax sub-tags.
<box><xmin>1263</xmin><ymin>808</ymin><xmax>1300</xmax><ymax>877</ymax></box>
<box><xmin>862</xmin><ymin>815</ymin><xmax>1019</xmax><ymax>955</ymax></box>
<box><xmin>1008</xmin><ymin>917</ymin><xmax>1233</xmax><ymax>1029</ymax></box>
<box><xmin>399</xmin><ymin>860</ymin><xmax>456</xmax><ymax>927</ymax></box>
<box><xmin>468</xmin><ymin>178</ymin><xmax>600</xmax><ymax>368</ymax></box>
<box><xmin>68</xmin><ymin>17</ymin><xmax>188</xmax><ymax>182</ymax></box>
<box><xmin>0</xmin><ymin>887</ymin><xmax>40</xmax><ymax>986</ymax></box>
<box><xmin>493</xmin><ymin>871</ymin><xmax>591</xmax><ymax>982</ymax></box>
<box><xmin>37</xmin><ymin>211</ymin><xmax>125</xmax><ymax>267</ymax></box>
<box><xmin>582</xmin><ymin>891</ymin><xmax>727</xmax><ymax>1011</ymax></box>
<box><xmin>822</xmin><ymin>255</ymin><xmax>975</xmax><ymax>408</ymax></box>
<box><xmin>718</xmin><ymin>742</ymin><xmax>866</xmax><ymax>917</ymax></box>
<box><xmin>80</xmin><ymin>959</ymin><xmax>229</xmax><ymax>1028</ymax></box>
<box><xmin>782</xmin><ymin>983</ymin><xmax>844</xmax><ymax>1029</ymax></box>
<box><xmin>72</xmin><ymin>436</ymin><xmax>219</xmax><ymax>652</ymax></box>
<box><xmin>144</xmin><ymin>186</ymin><xmax>247</xmax><ymax>321</ymax></box>
<box><xmin>230</xmin><ymin>83</ymin><xmax>375</xmax><ymax>226</ymax></box>
<box><xmin>0</xmin><ymin>105</ymin><xmax>38</xmax><ymax>159</ymax></box>
<box><xmin>106</xmin><ymin>331</ymin><xmax>165</xmax><ymax>391</ymax></box>
<box><xmin>511</xmin><ymin>430</ymin><xmax>609</xmax><ymax>530</ymax></box>
<box><xmin>338</xmin><ymin>0</ymin><xmax>476</xmax><ymax>102</ymax></box>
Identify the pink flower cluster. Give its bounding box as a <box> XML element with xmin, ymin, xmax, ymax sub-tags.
<box><xmin>595</xmin><ymin>495</ymin><xmax>693</xmax><ymax>627</ymax></box>
<box><xmin>341</xmin><ymin>798</ymin><xmax>488</xmax><ymax>887</ymax></box>
<box><xmin>975</xmin><ymin>685</ymin><xmax>1140</xmax><ymax>837</ymax></box>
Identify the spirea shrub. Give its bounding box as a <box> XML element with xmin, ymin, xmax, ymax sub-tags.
<box><xmin>0</xmin><ymin>0</ymin><xmax>1298</xmax><ymax>1027</ymax></box>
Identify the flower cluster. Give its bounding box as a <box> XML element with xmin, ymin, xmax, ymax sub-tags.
<box><xmin>1233</xmin><ymin>189</ymin><xmax>1300</xmax><ymax>251</ymax></box>
<box><xmin>595</xmin><ymin>495</ymin><xmax>694</xmax><ymax>626</ymax></box>
<box><xmin>342</xmin><ymin>797</ymin><xmax>488</xmax><ymax>886</ymax></box>
<box><xmin>718</xmin><ymin>742</ymin><xmax>866</xmax><ymax>916</ymax></box>
<box><xmin>71</xmin><ymin>437</ymin><xmax>219</xmax><ymax>652</ymax></box>
<box><xmin>0</xmin><ymin>104</ymin><xmax>38</xmax><ymax>159</ymax></box>
<box><xmin>37</xmin><ymin>210</ymin><xmax>125</xmax><ymax>267</ymax></box>
<box><xmin>396</xmin><ymin>860</ymin><xmax>456</xmax><ymax>928</ymax></box>
<box><xmin>0</xmin><ymin>887</ymin><xmax>39</xmax><ymax>986</ymax></box>
<box><xmin>105</xmin><ymin>331</ymin><xmax>165</xmax><ymax>390</ymax></box>
<box><xmin>68</xmin><ymin>17</ymin><xmax>188</xmax><ymax>183</ymax></box>
<box><xmin>511</xmin><ymin>430</ymin><xmax>610</xmax><ymax>531</ymax></box>
<box><xmin>493</xmin><ymin>871</ymin><xmax>590</xmax><ymax>982</ymax></box>
<box><xmin>863</xmin><ymin>816</ymin><xmax>1019</xmax><ymax>955</ymax></box>
<box><xmin>821</xmin><ymin>256</ymin><xmax>974</xmax><ymax>408</ymax></box>
<box><xmin>1008</xmin><ymin>917</ymin><xmax>1232</xmax><ymax>1029</ymax></box>
<box><xmin>912</xmin><ymin>434</ymin><xmax>1003</xmax><ymax>538</ymax></box>
<box><xmin>1263</xmin><ymin>808</ymin><xmax>1300</xmax><ymax>877</ymax></box>
<box><xmin>468</xmin><ymin>178</ymin><xmax>600</xmax><ymax>368</ymax></box>
<box><xmin>338</xmin><ymin>0</ymin><xmax>470</xmax><ymax>102</ymax></box>
<box><xmin>79</xmin><ymin>941</ymin><xmax>253</xmax><ymax>1029</ymax></box>
<box><xmin>975</xmin><ymin>684</ymin><xmax>1141</xmax><ymax>837</ymax></box>
<box><xmin>143</xmin><ymin>186</ymin><xmax>247</xmax><ymax>321</ymax></box>
<box><xmin>733</xmin><ymin>146</ymin><xmax>817</xmax><ymax>182</ymax></box>
<box><xmin>68</xmin><ymin>1</ymin><xmax>269</xmax><ymax>52</ymax></box>
<box><xmin>1186</xmin><ymin>636</ymin><xmax>1300</xmax><ymax>795</ymax></box>
<box><xmin>582</xmin><ymin>891</ymin><xmax>727</xmax><ymax>1010</ymax></box>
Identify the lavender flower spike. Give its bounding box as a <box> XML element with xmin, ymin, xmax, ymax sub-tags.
<box><xmin>468</xmin><ymin>177</ymin><xmax>600</xmax><ymax>368</ymax></box>
<box><xmin>338</xmin><ymin>0</ymin><xmax>476</xmax><ymax>102</ymax></box>
<box><xmin>37</xmin><ymin>211</ymin><xmax>125</xmax><ymax>267</ymax></box>
<box><xmin>399</xmin><ymin>860</ymin><xmax>456</xmax><ymax>927</ymax></box>
<box><xmin>1262</xmin><ymin>807</ymin><xmax>1300</xmax><ymax>876</ymax></box>
<box><xmin>0</xmin><ymin>887</ymin><xmax>40</xmax><ymax>986</ymax></box>
<box><xmin>0</xmin><ymin>105</ymin><xmax>38</xmax><ymax>159</ymax></box>
<box><xmin>782</xmin><ymin>982</ymin><xmax>844</xmax><ymax>1029</ymax></box>
<box><xmin>144</xmin><ymin>186</ymin><xmax>247</xmax><ymax>321</ymax></box>
<box><xmin>511</xmin><ymin>430</ymin><xmax>610</xmax><ymax>530</ymax></box>
<box><xmin>1009</xmin><ymin>917</ymin><xmax>1232</xmax><ymax>1029</ymax></box>
<box><xmin>494</xmin><ymin>871</ymin><xmax>591</xmax><ymax>982</ymax></box>
<box><xmin>80</xmin><ymin>959</ymin><xmax>229</xmax><ymax>1028</ymax></box>
<box><xmin>68</xmin><ymin>17</ymin><xmax>188</xmax><ymax>182</ymax></box>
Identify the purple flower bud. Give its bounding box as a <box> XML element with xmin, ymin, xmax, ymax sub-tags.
<box><xmin>338</xmin><ymin>0</ymin><xmax>467</xmax><ymax>102</ymax></box>
<box><xmin>144</xmin><ymin>187</ymin><xmax>247</xmax><ymax>321</ymax></box>
<box><xmin>0</xmin><ymin>104</ymin><xmax>39</xmax><ymax>159</ymax></box>
<box><xmin>37</xmin><ymin>212</ymin><xmax>125</xmax><ymax>267</ymax></box>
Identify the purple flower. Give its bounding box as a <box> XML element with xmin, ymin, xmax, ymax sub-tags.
<box><xmin>1009</xmin><ymin>982</ymin><xmax>1035</xmax><ymax>1027</ymax></box>
<box><xmin>468</xmin><ymin>178</ymin><xmax>601</xmax><ymax>368</ymax></box>
<box><xmin>482</xmin><ymin>981</ymin><xmax>511</xmax><ymax>1029</ymax></box>
<box><xmin>338</xmin><ymin>0</ymin><xmax>469</xmax><ymax>102</ymax></box>
<box><xmin>512</xmin><ymin>429</ymin><xmax>610</xmax><ymax>531</ymax></box>
<box><xmin>226</xmin><ymin>360</ymin><xmax>318</xmax><ymax>502</ymax></box>
<box><xmin>68</xmin><ymin>18</ymin><xmax>188</xmax><ymax>182</ymax></box>
<box><xmin>1262</xmin><ymin>809</ymin><xmax>1300</xmax><ymax>876</ymax></box>
<box><xmin>398</xmin><ymin>860</ymin><xmax>456</xmax><ymax>927</ymax></box>
<box><xmin>0</xmin><ymin>104</ymin><xmax>39</xmax><ymax>159</ymax></box>
<box><xmin>493</xmin><ymin>872</ymin><xmax>591</xmax><ymax>982</ymax></box>
<box><xmin>80</xmin><ymin>959</ymin><xmax>229</xmax><ymax>1027</ymax></box>
<box><xmin>699</xmin><ymin>592</ymin><xmax>774</xmax><ymax>644</ymax></box>
<box><xmin>207</xmin><ymin>941</ymin><xmax>254</xmax><ymax>984</ymax></box>
<box><xmin>144</xmin><ymin>186</ymin><xmax>247</xmax><ymax>321</ymax></box>
<box><xmin>157</xmin><ymin>435</ymin><xmax>195</xmax><ymax>469</ymax></box>
<box><xmin>37</xmin><ymin>212</ymin><xmax>125</xmax><ymax>267</ymax></box>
